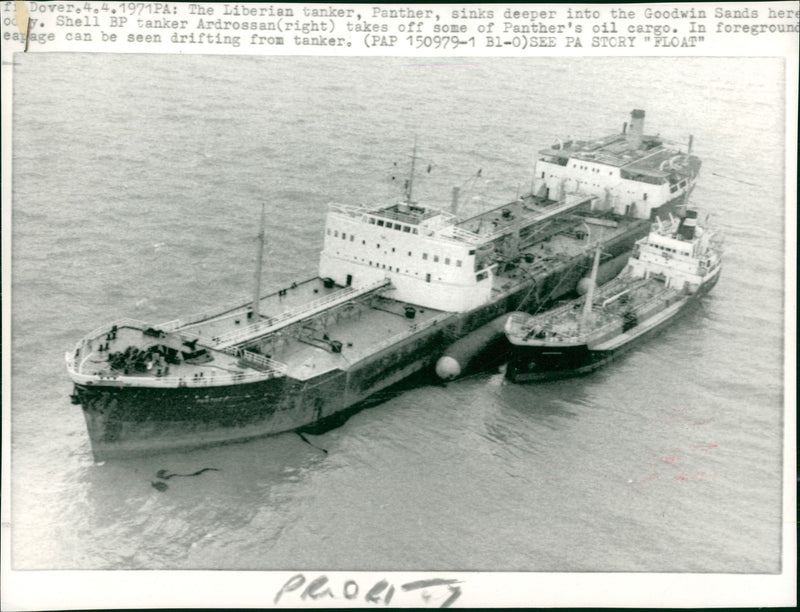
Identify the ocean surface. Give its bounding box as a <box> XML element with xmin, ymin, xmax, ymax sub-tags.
<box><xmin>10</xmin><ymin>55</ymin><xmax>787</xmax><ymax>575</ymax></box>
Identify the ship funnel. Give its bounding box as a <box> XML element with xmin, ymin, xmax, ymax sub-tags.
<box><xmin>627</xmin><ymin>109</ymin><xmax>645</xmax><ymax>150</ymax></box>
<box><xmin>678</xmin><ymin>209</ymin><xmax>698</xmax><ymax>240</ymax></box>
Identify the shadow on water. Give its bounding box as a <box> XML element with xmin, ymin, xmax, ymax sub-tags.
<box><xmin>497</xmin><ymin>373</ymin><xmax>586</xmax><ymax>423</ymax></box>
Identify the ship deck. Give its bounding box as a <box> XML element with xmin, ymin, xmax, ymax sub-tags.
<box><xmin>67</xmin><ymin>279</ymin><xmax>452</xmax><ymax>387</ymax></box>
<box><xmin>506</xmin><ymin>275</ymin><xmax>678</xmax><ymax>346</ymax></box>
<box><xmin>456</xmin><ymin>192</ymin><xmax>593</xmax><ymax>241</ymax></box>
<box><xmin>538</xmin><ymin>132</ymin><xmax>699</xmax><ymax>181</ymax></box>
<box><xmin>489</xmin><ymin>211</ymin><xmax>637</xmax><ymax>296</ymax></box>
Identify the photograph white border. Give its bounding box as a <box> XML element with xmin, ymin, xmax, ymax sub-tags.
<box><xmin>2</xmin><ymin>2</ymin><xmax>796</xmax><ymax>608</ymax></box>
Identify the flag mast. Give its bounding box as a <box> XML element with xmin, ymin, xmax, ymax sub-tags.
<box><xmin>252</xmin><ymin>201</ymin><xmax>266</xmax><ymax>320</ymax></box>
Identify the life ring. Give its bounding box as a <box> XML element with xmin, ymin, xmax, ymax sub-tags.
<box><xmin>668</xmin><ymin>155</ymin><xmax>686</xmax><ymax>171</ymax></box>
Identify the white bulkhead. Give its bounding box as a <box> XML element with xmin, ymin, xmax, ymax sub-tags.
<box><xmin>628</xmin><ymin>215</ymin><xmax>720</xmax><ymax>293</ymax></box>
<box><xmin>533</xmin><ymin>158</ymin><xmax>676</xmax><ymax>219</ymax></box>
<box><xmin>318</xmin><ymin>203</ymin><xmax>493</xmax><ymax>312</ymax></box>
<box><xmin>531</xmin><ymin>110</ymin><xmax>696</xmax><ymax>220</ymax></box>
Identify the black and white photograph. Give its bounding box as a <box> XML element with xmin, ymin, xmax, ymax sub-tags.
<box><xmin>2</xmin><ymin>2</ymin><xmax>796</xmax><ymax>609</ymax></box>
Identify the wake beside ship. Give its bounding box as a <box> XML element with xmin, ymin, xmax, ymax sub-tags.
<box><xmin>504</xmin><ymin>210</ymin><xmax>723</xmax><ymax>382</ymax></box>
<box><xmin>66</xmin><ymin>109</ymin><xmax>701</xmax><ymax>460</ymax></box>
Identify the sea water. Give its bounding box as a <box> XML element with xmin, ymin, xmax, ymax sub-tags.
<box><xmin>10</xmin><ymin>55</ymin><xmax>785</xmax><ymax>573</ymax></box>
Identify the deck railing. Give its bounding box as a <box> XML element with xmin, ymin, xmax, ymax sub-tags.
<box><xmin>345</xmin><ymin>311</ymin><xmax>453</xmax><ymax>363</ymax></box>
<box><xmin>440</xmin><ymin>225</ymin><xmax>484</xmax><ymax>245</ymax></box>
<box><xmin>507</xmin><ymin>286</ymin><xmax>679</xmax><ymax>343</ymax></box>
<box><xmin>65</xmin><ymin>363</ymin><xmax>283</xmax><ymax>388</ymax></box>
<box><xmin>213</xmin><ymin>278</ymin><xmax>391</xmax><ymax>348</ymax></box>
<box><xmin>481</xmin><ymin>196</ymin><xmax>593</xmax><ymax>243</ymax></box>
<box><xmin>220</xmin><ymin>346</ymin><xmax>288</xmax><ymax>374</ymax></box>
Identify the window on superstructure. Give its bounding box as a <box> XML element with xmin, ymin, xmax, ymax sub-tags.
<box><xmin>408</xmin><ymin>251</ymin><xmax>412</xmax><ymax>256</ymax></box>
<box><xmin>394</xmin><ymin>224</ymin><xmax>402</xmax><ymax>231</ymax></box>
<box><xmin>369</xmin><ymin>218</ymin><xmax>376</xmax><ymax>224</ymax></box>
<box><xmin>350</xmin><ymin>235</ymin><xmax>354</xmax><ymax>241</ymax></box>
<box><xmin>456</xmin><ymin>260</ymin><xmax>462</xmax><ymax>267</ymax></box>
<box><xmin>423</xmin><ymin>253</ymin><xmax>428</xmax><ymax>260</ymax></box>
<box><xmin>377</xmin><ymin>220</ymin><xmax>384</xmax><ymax>226</ymax></box>
<box><xmin>433</xmin><ymin>255</ymin><xmax>439</xmax><ymax>263</ymax></box>
<box><xmin>362</xmin><ymin>240</ymin><xmax>366</xmax><ymax>245</ymax></box>
<box><xmin>342</xmin><ymin>232</ymin><xmax>347</xmax><ymax>240</ymax></box>
<box><xmin>391</xmin><ymin>247</ymin><xmax>395</xmax><ymax>252</ymax></box>
<box><xmin>377</xmin><ymin>243</ymin><xmax>380</xmax><ymax>249</ymax></box>
<box><xmin>403</xmin><ymin>226</ymin><xmax>411</xmax><ymax>233</ymax></box>
<box><xmin>412</xmin><ymin>228</ymin><xmax>418</xmax><ymax>234</ymax></box>
<box><xmin>334</xmin><ymin>230</ymin><xmax>339</xmax><ymax>237</ymax></box>
<box><xmin>445</xmin><ymin>257</ymin><xmax>451</xmax><ymax>265</ymax></box>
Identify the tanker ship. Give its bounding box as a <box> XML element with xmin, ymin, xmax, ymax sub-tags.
<box><xmin>66</xmin><ymin>110</ymin><xmax>701</xmax><ymax>460</ymax></box>
<box><xmin>504</xmin><ymin>210</ymin><xmax>722</xmax><ymax>382</ymax></box>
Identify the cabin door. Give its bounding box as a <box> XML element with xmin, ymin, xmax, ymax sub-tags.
<box><xmin>346</xmin><ymin>274</ymin><xmax>352</xmax><ymax>286</ymax></box>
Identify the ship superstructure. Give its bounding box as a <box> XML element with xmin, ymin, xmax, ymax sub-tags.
<box><xmin>533</xmin><ymin>109</ymin><xmax>700</xmax><ymax>220</ymax></box>
<box><xmin>66</xmin><ymin>110</ymin><xmax>702</xmax><ymax>460</ymax></box>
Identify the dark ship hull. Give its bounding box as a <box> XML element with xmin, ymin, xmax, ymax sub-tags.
<box><xmin>505</xmin><ymin>269</ymin><xmax>720</xmax><ymax>383</ymax></box>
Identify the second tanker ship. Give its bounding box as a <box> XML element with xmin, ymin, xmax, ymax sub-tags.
<box><xmin>66</xmin><ymin>110</ymin><xmax>701</xmax><ymax>460</ymax></box>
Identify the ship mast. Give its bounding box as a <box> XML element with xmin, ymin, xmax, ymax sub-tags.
<box><xmin>581</xmin><ymin>243</ymin><xmax>602</xmax><ymax>329</ymax></box>
<box><xmin>405</xmin><ymin>137</ymin><xmax>418</xmax><ymax>204</ymax></box>
<box><xmin>251</xmin><ymin>201</ymin><xmax>267</xmax><ymax>320</ymax></box>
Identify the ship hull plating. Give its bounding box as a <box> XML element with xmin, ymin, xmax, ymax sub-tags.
<box><xmin>77</xmin><ymin>326</ymin><xmax>448</xmax><ymax>460</ymax></box>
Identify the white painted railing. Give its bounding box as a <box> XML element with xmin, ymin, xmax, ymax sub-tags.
<box><xmin>346</xmin><ymin>312</ymin><xmax>453</xmax><ymax>363</ymax></box>
<box><xmin>213</xmin><ymin>278</ymin><xmax>391</xmax><ymax>348</ymax></box>
<box><xmin>157</xmin><ymin>301</ymin><xmax>249</xmax><ymax>332</ymax></box>
<box><xmin>220</xmin><ymin>346</ymin><xmax>288</xmax><ymax>374</ymax></box>
<box><xmin>507</xmin><ymin>286</ymin><xmax>679</xmax><ymax>344</ymax></box>
<box><xmin>66</xmin><ymin>341</ymin><xmax>288</xmax><ymax>387</ymax></box>
<box><xmin>440</xmin><ymin>225</ymin><xmax>484</xmax><ymax>245</ymax></box>
<box><xmin>482</xmin><ymin>195</ymin><xmax>593</xmax><ymax>243</ymax></box>
<box><xmin>66</xmin><ymin>364</ymin><xmax>282</xmax><ymax>388</ymax></box>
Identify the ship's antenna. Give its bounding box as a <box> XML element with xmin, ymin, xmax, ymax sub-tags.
<box><xmin>252</xmin><ymin>201</ymin><xmax>267</xmax><ymax>320</ymax></box>
<box><xmin>581</xmin><ymin>243</ymin><xmax>602</xmax><ymax>329</ymax></box>
<box><xmin>405</xmin><ymin>136</ymin><xmax>418</xmax><ymax>203</ymax></box>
